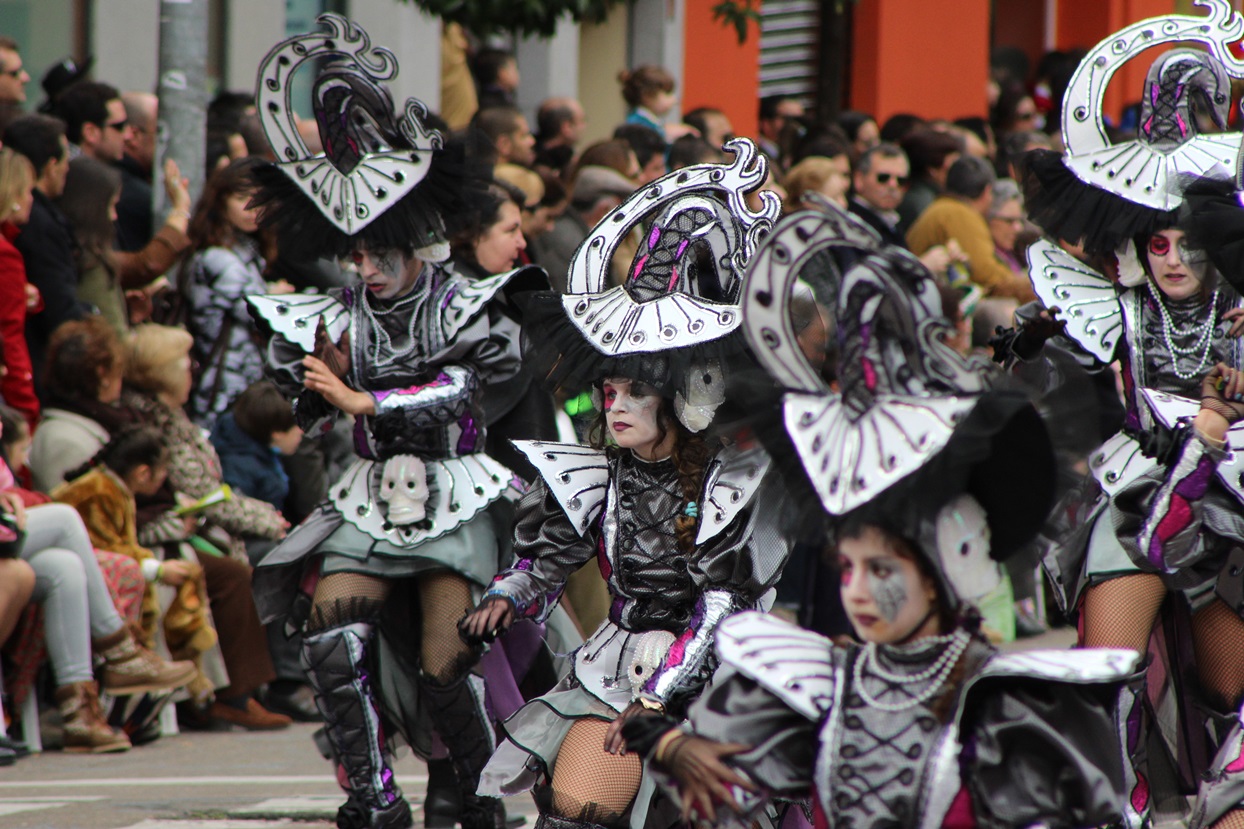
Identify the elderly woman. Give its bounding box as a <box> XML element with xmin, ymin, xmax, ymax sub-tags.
<box><xmin>118</xmin><ymin>323</ymin><xmax>290</xmax><ymax>730</ymax></box>
<box><xmin>987</xmin><ymin>178</ymin><xmax>1027</xmax><ymax>277</ymax></box>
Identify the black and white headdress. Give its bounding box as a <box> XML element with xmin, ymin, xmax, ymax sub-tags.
<box><xmin>522</xmin><ymin>138</ymin><xmax>780</xmax><ymax>431</ymax></box>
<box><xmin>1023</xmin><ymin>0</ymin><xmax>1244</xmax><ymax>274</ymax></box>
<box><xmin>743</xmin><ymin>204</ymin><xmax>1056</xmax><ymax>606</ymax></box>
<box><xmin>250</xmin><ymin>14</ymin><xmax>467</xmax><ymax>262</ymax></box>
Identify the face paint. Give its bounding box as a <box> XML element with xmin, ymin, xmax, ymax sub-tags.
<box><xmin>345</xmin><ymin>246</ymin><xmax>423</xmax><ymax>300</ymax></box>
<box><xmin>838</xmin><ymin>526</ymin><xmax>939</xmax><ymax>645</ymax></box>
<box><xmin>1146</xmin><ymin>229</ymin><xmax>1206</xmax><ymax>302</ymax></box>
<box><xmin>602</xmin><ymin>377</ymin><xmax>668</xmax><ymax>460</ymax></box>
<box><xmin>867</xmin><ymin>561</ymin><xmax>909</xmax><ymax>623</ymax></box>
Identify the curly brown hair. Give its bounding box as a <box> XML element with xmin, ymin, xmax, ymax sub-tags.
<box><xmin>590</xmin><ymin>392</ymin><xmax>713</xmax><ymax>554</ymax></box>
<box><xmin>618</xmin><ymin>65</ymin><xmax>675</xmax><ymax>109</ymax></box>
<box><xmin>44</xmin><ymin>316</ymin><xmax>125</xmax><ymax>403</ymax></box>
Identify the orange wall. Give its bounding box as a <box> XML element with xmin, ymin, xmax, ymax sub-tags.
<box><xmin>850</xmin><ymin>0</ymin><xmax>991</xmax><ymax>122</ymax></box>
<box><xmin>681</xmin><ymin>0</ymin><xmax>761</xmax><ymax>139</ymax></box>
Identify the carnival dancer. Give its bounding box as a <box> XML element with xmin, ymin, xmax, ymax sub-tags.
<box><xmin>997</xmin><ymin>4</ymin><xmax>1244</xmax><ymax>825</ymax></box>
<box><xmin>624</xmin><ymin>205</ymin><xmax>1140</xmax><ymax>829</ymax></box>
<box><xmin>460</xmin><ymin>139</ymin><xmax>792</xmax><ymax>829</ymax></box>
<box><xmin>244</xmin><ymin>16</ymin><xmax>533</xmax><ymax>829</ymax></box>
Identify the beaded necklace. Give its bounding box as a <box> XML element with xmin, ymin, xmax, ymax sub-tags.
<box><xmin>852</xmin><ymin>628</ymin><xmax>971</xmax><ymax>713</ymax></box>
<box><xmin>1147</xmin><ymin>284</ymin><xmax>1218</xmax><ymax>381</ymax></box>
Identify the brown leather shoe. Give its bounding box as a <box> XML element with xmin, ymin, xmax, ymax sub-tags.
<box><xmin>208</xmin><ymin>698</ymin><xmax>293</xmax><ymax>730</ymax></box>
<box><xmin>55</xmin><ymin>681</ymin><xmax>131</xmax><ymax>754</ymax></box>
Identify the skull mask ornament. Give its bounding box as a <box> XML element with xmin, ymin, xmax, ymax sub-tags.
<box><xmin>933</xmin><ymin>493</ymin><xmax>1000</xmax><ymax>603</ymax></box>
<box><xmin>378</xmin><ymin>455</ymin><xmax>430</xmax><ymax>526</ymax></box>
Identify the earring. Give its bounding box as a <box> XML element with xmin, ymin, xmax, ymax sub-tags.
<box><xmin>10</xmin><ymin>203</ymin><xmax>18</xmax><ymax>211</ymax></box>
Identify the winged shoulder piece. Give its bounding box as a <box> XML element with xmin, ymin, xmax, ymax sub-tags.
<box><xmin>714</xmin><ymin>611</ymin><xmax>835</xmax><ymax>722</ymax></box>
<box><xmin>1026</xmin><ymin>238</ymin><xmax>1123</xmax><ymax>364</ymax></box>
<box><xmin>696</xmin><ymin>444</ymin><xmax>771</xmax><ymax>544</ymax></box>
<box><xmin>511</xmin><ymin>441</ymin><xmax>609</xmax><ymax>536</ymax></box>
<box><xmin>248</xmin><ymin>292</ymin><xmax>349</xmax><ymax>352</ymax></box>
<box><xmin>440</xmin><ymin>267</ymin><xmax>531</xmax><ymax>341</ymax></box>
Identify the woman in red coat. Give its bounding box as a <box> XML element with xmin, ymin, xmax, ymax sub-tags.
<box><xmin>0</xmin><ymin>148</ymin><xmax>42</xmax><ymax>432</ymax></box>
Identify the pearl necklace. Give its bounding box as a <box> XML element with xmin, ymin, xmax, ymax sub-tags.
<box><xmin>359</xmin><ymin>280</ymin><xmax>431</xmax><ymax>370</ymax></box>
<box><xmin>852</xmin><ymin>628</ymin><xmax>971</xmax><ymax>713</ymax></box>
<box><xmin>1148</xmin><ymin>285</ymin><xmax>1218</xmax><ymax>381</ymax></box>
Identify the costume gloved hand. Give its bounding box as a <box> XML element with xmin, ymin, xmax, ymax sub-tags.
<box><xmin>313</xmin><ymin>315</ymin><xmax>351</xmax><ymax>380</ymax></box>
<box><xmin>1009</xmin><ymin>306</ymin><xmax>1066</xmax><ymax>361</ymax></box>
<box><xmin>651</xmin><ymin>733</ymin><xmax>756</xmax><ymax>823</ymax></box>
<box><xmin>1200</xmin><ymin>362</ymin><xmax>1244</xmax><ymax>425</ymax></box>
<box><xmin>458</xmin><ymin>595</ymin><xmax>516</xmax><ymax>645</ymax></box>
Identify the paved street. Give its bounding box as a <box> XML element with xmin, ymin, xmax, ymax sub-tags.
<box><xmin>0</xmin><ymin>722</ymin><xmax>541</xmax><ymax>829</ymax></box>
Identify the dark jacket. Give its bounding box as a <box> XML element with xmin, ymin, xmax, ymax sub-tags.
<box><xmin>848</xmin><ymin>197</ymin><xmax>908</xmax><ymax>249</ymax></box>
<box><xmin>15</xmin><ymin>189</ymin><xmax>89</xmax><ymax>385</ymax></box>
<box><xmin>114</xmin><ymin>155</ymin><xmax>153</xmax><ymax>253</ymax></box>
<box><xmin>210</xmin><ymin>411</ymin><xmax>289</xmax><ymax>512</ymax></box>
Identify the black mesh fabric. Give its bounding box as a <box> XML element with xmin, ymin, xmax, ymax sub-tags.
<box><xmin>549</xmin><ymin>719</ymin><xmax>642</xmax><ymax>828</ymax></box>
<box><xmin>308</xmin><ymin>572</ymin><xmax>392</xmax><ymax>632</ymax></box>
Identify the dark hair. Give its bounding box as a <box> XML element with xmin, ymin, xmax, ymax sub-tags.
<box><xmin>3</xmin><ymin>114</ymin><xmax>67</xmax><ymax>174</ymax></box>
<box><xmin>759</xmin><ymin>94</ymin><xmax>794</xmax><ymax>121</ymax></box>
<box><xmin>43</xmin><ymin>316</ymin><xmax>125</xmax><ymax>402</ymax></box>
<box><xmin>451</xmin><ymin>181</ymin><xmax>523</xmax><ymax>255</ymax></box>
<box><xmin>232</xmin><ymin>380</ymin><xmax>295</xmax><ymax>443</ymax></box>
<box><xmin>945</xmin><ymin>154</ymin><xmax>995</xmax><ymax>199</ymax></box>
<box><xmin>471</xmin><ymin>106</ymin><xmax>526</xmax><ymax>146</ymax></box>
<box><xmin>901</xmin><ymin>128</ymin><xmax>964</xmax><ymax>181</ymax></box>
<box><xmin>682</xmin><ymin>107</ymin><xmax>724</xmax><ymax>139</ymax></box>
<box><xmin>668</xmin><ymin>136</ymin><xmax>723</xmax><ymax>170</ymax></box>
<box><xmin>856</xmin><ymin>142</ymin><xmax>906</xmax><ymax>175</ymax></box>
<box><xmin>51</xmin><ymin>81</ymin><xmax>119</xmax><ymax>144</ymax></box>
<box><xmin>953</xmin><ymin>116</ymin><xmax>992</xmax><ymax>146</ymax></box>
<box><xmin>536</xmin><ymin>99</ymin><xmax>576</xmax><ymax>141</ymax></box>
<box><xmin>618</xmin><ymin>65</ymin><xmax>674</xmax><ymax>108</ymax></box>
<box><xmin>207</xmin><ymin>90</ymin><xmax>255</xmax><ymax>134</ymax></box>
<box><xmin>991</xmin><ymin>82</ymin><xmax>1035</xmax><ymax>135</ymax></box>
<box><xmin>472</xmin><ymin>48</ymin><xmax>515</xmax><ymax>87</ymax></box>
<box><xmin>879</xmin><ymin>113</ymin><xmax>926</xmax><ymax>144</ymax></box>
<box><xmin>187</xmin><ymin>156</ymin><xmax>259</xmax><ymax>251</ymax></box>
<box><xmin>836</xmin><ymin>110</ymin><xmax>876</xmax><ymax>142</ymax></box>
<box><xmin>58</xmin><ymin>156</ymin><xmax>122</xmax><ymax>274</ymax></box>
<box><xmin>791</xmin><ymin>129</ymin><xmax>851</xmax><ymax>167</ymax></box>
<box><xmin>70</xmin><ymin>425</ymin><xmax>167</xmax><ymax>482</ymax></box>
<box><xmin>0</xmin><ymin>403</ymin><xmax>27</xmax><ymax>450</ymax></box>
<box><xmin>588</xmin><ymin>389</ymin><xmax>713</xmax><ymax>554</ymax></box>
<box><xmin>573</xmin><ymin>139</ymin><xmax>636</xmax><ymax>180</ymax></box>
<box><xmin>0</xmin><ymin>36</ymin><xmax>17</xmax><ymax>54</ymax></box>
<box><xmin>613</xmin><ymin>123</ymin><xmax>667</xmax><ymax>167</ymax></box>
<box><xmin>538</xmin><ymin>170</ymin><xmax>567</xmax><ymax>208</ymax></box>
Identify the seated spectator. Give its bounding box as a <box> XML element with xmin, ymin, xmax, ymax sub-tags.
<box><xmin>492</xmin><ymin>164</ymin><xmax>554</xmax><ymax>253</ymax></box>
<box><xmin>180</xmin><ymin>158</ymin><xmax>291</xmax><ymax>427</ymax></box>
<box><xmin>534</xmin><ymin>97</ymin><xmax>586</xmax><ymax>177</ymax></box>
<box><xmin>849</xmin><ymin>143</ymin><xmax>910</xmax><ymax>247</ymax></box>
<box><xmin>0</xmin><ymin>147</ymin><xmax>40</xmax><ymax>431</ymax></box>
<box><xmin>471</xmin><ymin>106</ymin><xmax>535</xmax><ymax>167</ymax></box>
<box><xmin>954</xmin><ymin>116</ymin><xmax>997</xmax><ymax>162</ymax></box>
<box><xmin>879</xmin><ymin>112</ymin><xmax>927</xmax><ymax>144</ymax></box>
<box><xmin>30</xmin><ymin>317</ymin><xmax>129</xmax><ymax>492</ymax></box>
<box><xmin>683</xmin><ymin>106</ymin><xmax>733</xmax><ymax>149</ymax></box>
<box><xmin>55</xmin><ymin>426</ymin><xmax>290</xmax><ymax>731</ymax></box>
<box><xmin>837</xmin><ymin>109</ymin><xmax>880</xmax><ymax>158</ymax></box>
<box><xmin>619</xmin><ymin>65</ymin><xmax>693</xmax><ymax>142</ymax></box>
<box><xmin>907</xmin><ymin>155</ymin><xmax>1036</xmax><ymax>303</ymax></box>
<box><xmin>532</xmin><ymin>166</ymin><xmax>634</xmax><ymax>292</ymax></box>
<box><xmin>783</xmin><ymin>152</ymin><xmax>851</xmax><ymax>212</ymax></box>
<box><xmin>2</xmin><ymin>114</ymin><xmax>87</xmax><ymax>386</ymax></box>
<box><xmin>758</xmin><ymin>94</ymin><xmax>805</xmax><ymax>167</ymax></box>
<box><xmin>897</xmin><ymin>127</ymin><xmax>963</xmax><ymax>233</ymax></box>
<box><xmin>210</xmin><ymin>381</ymin><xmax>302</xmax><ymax>512</ymax></box>
<box><xmin>115</xmin><ymin>91</ymin><xmax>159</xmax><ymax>253</ymax></box>
<box><xmin>987</xmin><ymin>178</ymin><xmax>1027</xmax><ymax>278</ymax></box>
<box><xmin>1000</xmin><ymin>129</ymin><xmax>1053</xmax><ymax>181</ymax></box>
<box><xmin>668</xmin><ymin>135</ymin><xmax>724</xmax><ymax>169</ymax></box>
<box><xmin>472</xmin><ymin>48</ymin><xmax>519</xmax><ymax>110</ymax></box>
<box><xmin>613</xmin><ymin>122</ymin><xmax>667</xmax><ymax>184</ymax></box>
<box><xmin>123</xmin><ymin>323</ymin><xmax>288</xmax><ymax>559</ymax></box>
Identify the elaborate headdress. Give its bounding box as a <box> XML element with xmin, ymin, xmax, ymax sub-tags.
<box><xmin>249</xmin><ymin>14</ymin><xmax>467</xmax><ymax>262</ymax></box>
<box><xmin>521</xmin><ymin>138</ymin><xmax>781</xmax><ymax>431</ymax></box>
<box><xmin>743</xmin><ymin>204</ymin><xmax>1056</xmax><ymax>606</ymax></box>
<box><xmin>1023</xmin><ymin>0</ymin><xmax>1244</xmax><ymax>277</ymax></box>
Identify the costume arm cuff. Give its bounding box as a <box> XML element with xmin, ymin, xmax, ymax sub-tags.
<box><xmin>643</xmin><ymin>589</ymin><xmax>740</xmax><ymax>704</ymax></box>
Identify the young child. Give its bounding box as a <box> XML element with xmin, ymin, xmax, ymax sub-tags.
<box><xmin>210</xmin><ymin>380</ymin><xmax>303</xmax><ymax>512</ymax></box>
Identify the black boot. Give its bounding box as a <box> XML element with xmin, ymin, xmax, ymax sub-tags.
<box><xmin>302</xmin><ymin>623</ymin><xmax>413</xmax><ymax>829</ymax></box>
<box><xmin>423</xmin><ymin>757</ymin><xmax>461</xmax><ymax>829</ymax></box>
<box><xmin>420</xmin><ymin>672</ymin><xmax>504</xmax><ymax>829</ymax></box>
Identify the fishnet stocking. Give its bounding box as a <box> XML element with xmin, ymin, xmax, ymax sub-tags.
<box><xmin>1080</xmin><ymin>574</ymin><xmax>1167</xmax><ymax>654</ymax></box>
<box><xmin>550</xmin><ymin>719</ymin><xmax>642</xmax><ymax>827</ymax></box>
<box><xmin>1192</xmin><ymin>600</ymin><xmax>1244</xmax><ymax>711</ymax></box>
<box><xmin>1212</xmin><ymin>809</ymin><xmax>1244</xmax><ymax>829</ymax></box>
<box><xmin>308</xmin><ymin>572</ymin><xmax>391</xmax><ymax>632</ymax></box>
<box><xmin>418</xmin><ymin>570</ymin><xmax>477</xmax><ymax>684</ymax></box>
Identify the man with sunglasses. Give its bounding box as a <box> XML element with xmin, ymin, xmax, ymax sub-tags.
<box><xmin>0</xmin><ymin>36</ymin><xmax>30</xmax><ymax>107</ymax></box>
<box><xmin>51</xmin><ymin>81</ymin><xmax>130</xmax><ymax>163</ymax></box>
<box><xmin>849</xmin><ymin>142</ymin><xmax>911</xmax><ymax>248</ymax></box>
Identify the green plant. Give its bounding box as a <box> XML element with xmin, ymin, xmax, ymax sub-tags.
<box><xmin>712</xmin><ymin>0</ymin><xmax>761</xmax><ymax>45</ymax></box>
<box><xmin>401</xmin><ymin>0</ymin><xmax>628</xmax><ymax>37</ymax></box>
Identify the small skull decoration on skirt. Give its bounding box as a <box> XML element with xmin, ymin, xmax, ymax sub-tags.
<box><xmin>378</xmin><ymin>455</ymin><xmax>430</xmax><ymax>527</ymax></box>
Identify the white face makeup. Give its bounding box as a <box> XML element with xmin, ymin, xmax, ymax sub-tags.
<box><xmin>1147</xmin><ymin>229</ymin><xmax>1208</xmax><ymax>302</ymax></box>
<box><xmin>602</xmin><ymin>377</ymin><xmax>667</xmax><ymax>460</ymax></box>
<box><xmin>343</xmin><ymin>246</ymin><xmax>424</xmax><ymax>300</ymax></box>
<box><xmin>838</xmin><ymin>526</ymin><xmax>938</xmax><ymax>645</ymax></box>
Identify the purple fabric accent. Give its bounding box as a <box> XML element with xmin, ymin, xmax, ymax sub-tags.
<box><xmin>632</xmin><ymin>254</ymin><xmax>649</xmax><ymax>281</ymax></box>
<box><xmin>456</xmin><ymin>411</ymin><xmax>479</xmax><ymax>455</ymax></box>
<box><xmin>1126</xmin><ymin>692</ymin><xmax>1141</xmax><ymax>753</ymax></box>
<box><xmin>342</xmin><ymin>286</ymin><xmax>356</xmax><ymax>307</ymax></box>
<box><xmin>1174</xmin><ymin>453</ymin><xmax>1216</xmax><ymax>500</ymax></box>
<box><xmin>441</xmin><ymin>286</ymin><xmax>456</xmax><ymax>309</ymax></box>
<box><xmin>478</xmin><ymin>639</ymin><xmax>524</xmax><ymax>721</ymax></box>
<box><xmin>667</xmin><ymin>266</ymin><xmax>680</xmax><ymax>293</ymax></box>
<box><xmin>643</xmin><ymin>596</ymin><xmax>709</xmax><ymax>695</ymax></box>
<box><xmin>608</xmin><ymin>596</ymin><xmax>626</xmax><ymax>625</ymax></box>
<box><xmin>353</xmin><ymin>415</ymin><xmax>375</xmax><ymax>459</ymax></box>
<box><xmin>648</xmin><ymin>224</ymin><xmax>662</xmax><ymax>248</ymax></box>
<box><xmin>1177</xmin><ymin>113</ymin><xmax>1188</xmax><ymax>138</ymax></box>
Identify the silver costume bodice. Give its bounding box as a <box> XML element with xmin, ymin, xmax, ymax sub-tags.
<box><xmin>1127</xmin><ymin>288</ymin><xmax>1239</xmax><ymax>402</ymax></box>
